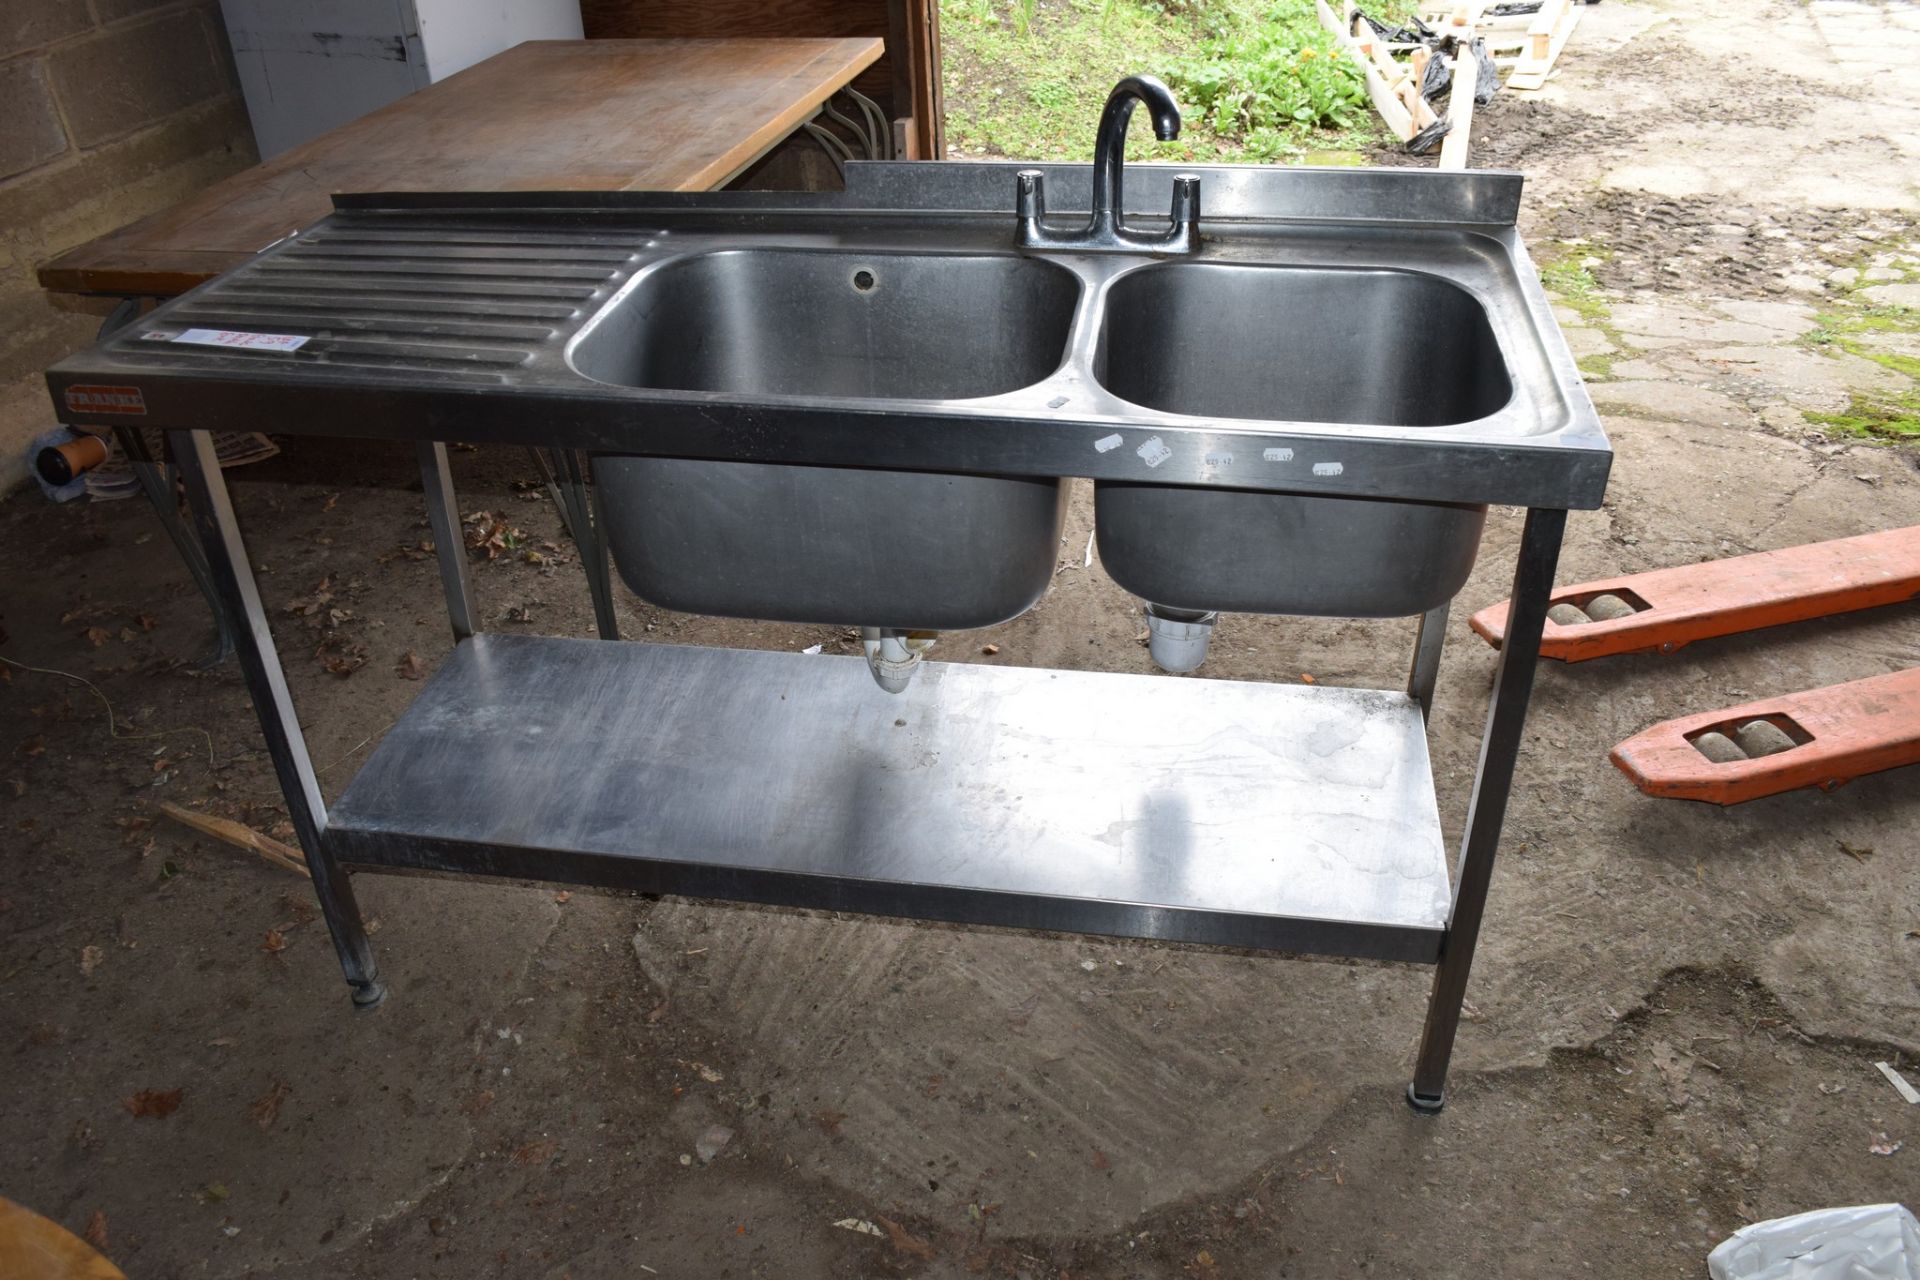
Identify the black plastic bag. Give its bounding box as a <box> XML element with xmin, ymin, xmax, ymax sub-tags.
<box><xmin>1350</xmin><ymin>6</ymin><xmax>1433</xmax><ymax>44</ymax></box>
<box><xmin>1472</xmin><ymin>36</ymin><xmax>1500</xmax><ymax>103</ymax></box>
<box><xmin>1406</xmin><ymin>116</ymin><xmax>1452</xmax><ymax>154</ymax></box>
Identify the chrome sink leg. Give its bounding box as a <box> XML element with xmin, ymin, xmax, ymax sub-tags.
<box><xmin>171</xmin><ymin>428</ymin><xmax>385</xmax><ymax>1010</ymax></box>
<box><xmin>1408</xmin><ymin>508</ymin><xmax>1566</xmax><ymax>1113</ymax></box>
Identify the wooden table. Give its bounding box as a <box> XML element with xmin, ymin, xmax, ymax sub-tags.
<box><xmin>38</xmin><ymin>36</ymin><xmax>885</xmax><ymax>662</ymax></box>
<box><xmin>38</xmin><ymin>37</ymin><xmax>885</xmax><ymax>298</ymax></box>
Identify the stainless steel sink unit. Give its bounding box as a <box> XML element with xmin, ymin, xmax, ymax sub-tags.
<box><xmin>45</xmin><ymin>145</ymin><xmax>1609</xmax><ymax>1114</ymax></box>
<box><xmin>576</xmin><ymin>248</ymin><xmax>1076</xmax><ymax>629</ymax></box>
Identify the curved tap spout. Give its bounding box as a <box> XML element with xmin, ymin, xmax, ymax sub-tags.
<box><xmin>1014</xmin><ymin>74</ymin><xmax>1200</xmax><ymax>255</ymax></box>
<box><xmin>1091</xmin><ymin>75</ymin><xmax>1181</xmax><ymax>235</ymax></box>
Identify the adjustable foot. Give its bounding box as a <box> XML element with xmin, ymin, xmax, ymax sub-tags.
<box><xmin>1405</xmin><ymin>1083</ymin><xmax>1445</xmax><ymax>1115</ymax></box>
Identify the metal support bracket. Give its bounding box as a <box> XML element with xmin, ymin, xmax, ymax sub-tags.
<box><xmin>113</xmin><ymin>425</ymin><xmax>238</xmax><ymax>668</ymax></box>
<box><xmin>542</xmin><ymin>448</ymin><xmax>618</xmax><ymax>640</ymax></box>
<box><xmin>1408</xmin><ymin>599</ymin><xmax>1451</xmax><ymax>723</ymax></box>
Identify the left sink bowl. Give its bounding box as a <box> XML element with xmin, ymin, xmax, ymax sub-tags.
<box><xmin>575</xmin><ymin>249</ymin><xmax>1077</xmax><ymax>629</ymax></box>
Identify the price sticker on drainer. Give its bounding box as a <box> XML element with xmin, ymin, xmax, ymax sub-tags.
<box><xmin>144</xmin><ymin>328</ymin><xmax>311</xmax><ymax>352</ymax></box>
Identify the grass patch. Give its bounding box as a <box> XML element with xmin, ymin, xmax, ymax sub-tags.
<box><xmin>1531</xmin><ymin>239</ymin><xmax>1638</xmax><ymax>379</ymax></box>
<box><xmin>940</xmin><ymin>0</ymin><xmax>1384</xmax><ymax>162</ymax></box>
<box><xmin>1794</xmin><ymin>296</ymin><xmax>1920</xmax><ymax>444</ymax></box>
<box><xmin>1536</xmin><ymin>247</ymin><xmax>1617</xmax><ymax>332</ymax></box>
<box><xmin>1540</xmin><ymin>258</ymin><xmax>1600</xmax><ymax>300</ymax></box>
<box><xmin>1804</xmin><ymin>392</ymin><xmax>1920</xmax><ymax>442</ymax></box>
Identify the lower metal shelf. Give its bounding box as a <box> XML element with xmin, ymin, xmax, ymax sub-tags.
<box><xmin>325</xmin><ymin>634</ymin><xmax>1453</xmax><ymax>962</ymax></box>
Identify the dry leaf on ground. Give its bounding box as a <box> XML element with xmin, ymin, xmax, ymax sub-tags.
<box><xmin>285</xmin><ymin>578</ymin><xmax>334</xmax><ymax>619</ymax></box>
<box><xmin>249</xmin><ymin>1080</ymin><xmax>292</xmax><ymax>1131</ymax></box>
<box><xmin>122</xmin><ymin>1088</ymin><xmax>183</xmax><ymax>1119</ymax></box>
<box><xmin>875</xmin><ymin>1215</ymin><xmax>935</xmax><ymax>1261</ymax></box>
<box><xmin>512</xmin><ymin>1138</ymin><xmax>559</xmax><ymax>1165</ymax></box>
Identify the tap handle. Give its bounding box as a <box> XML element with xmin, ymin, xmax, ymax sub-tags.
<box><xmin>1016</xmin><ymin>169</ymin><xmax>1047</xmax><ymax>221</ymax></box>
<box><xmin>1170</xmin><ymin>174</ymin><xmax>1200</xmax><ymax>228</ymax></box>
<box><xmin>1015</xmin><ymin>169</ymin><xmax>1049</xmax><ymax>247</ymax></box>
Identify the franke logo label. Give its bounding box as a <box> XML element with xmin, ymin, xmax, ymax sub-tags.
<box><xmin>64</xmin><ymin>385</ymin><xmax>147</xmax><ymax>415</ymax></box>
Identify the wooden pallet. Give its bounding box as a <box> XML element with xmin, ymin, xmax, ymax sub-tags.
<box><xmin>1320</xmin><ymin>0</ymin><xmax>1589</xmax><ymax>165</ymax></box>
<box><xmin>1316</xmin><ymin>0</ymin><xmax>1439</xmax><ymax>142</ymax></box>
<box><xmin>1321</xmin><ymin>1</ymin><xmax>1486</xmax><ymax>166</ymax></box>
<box><xmin>1504</xmin><ymin>0</ymin><xmax>1582</xmax><ymax>89</ymax></box>
<box><xmin>1418</xmin><ymin>2</ymin><xmax>1583</xmax><ymax>75</ymax></box>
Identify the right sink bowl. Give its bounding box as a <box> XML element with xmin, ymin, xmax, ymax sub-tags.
<box><xmin>1093</xmin><ymin>262</ymin><xmax>1510</xmax><ymax>618</ymax></box>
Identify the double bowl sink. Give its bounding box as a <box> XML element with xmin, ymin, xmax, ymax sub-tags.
<box><xmin>577</xmin><ymin>238</ymin><xmax>1509</xmax><ymax>630</ymax></box>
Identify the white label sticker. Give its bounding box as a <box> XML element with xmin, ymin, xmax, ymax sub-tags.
<box><xmin>1312</xmin><ymin>461</ymin><xmax>1344</xmax><ymax>477</ymax></box>
<box><xmin>1093</xmin><ymin>433</ymin><xmax>1124</xmax><ymax>453</ymax></box>
<box><xmin>1263</xmin><ymin>447</ymin><xmax>1294</xmax><ymax>463</ymax></box>
<box><xmin>171</xmin><ymin>328</ymin><xmax>310</xmax><ymax>352</ymax></box>
<box><xmin>1136</xmin><ymin>436</ymin><xmax>1172</xmax><ymax>468</ymax></box>
<box><xmin>1205</xmin><ymin>451</ymin><xmax>1233</xmax><ymax>467</ymax></box>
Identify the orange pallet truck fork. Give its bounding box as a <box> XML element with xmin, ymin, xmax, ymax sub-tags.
<box><xmin>1610</xmin><ymin>668</ymin><xmax>1920</xmax><ymax>804</ymax></box>
<box><xmin>1470</xmin><ymin>525</ymin><xmax>1920</xmax><ymax>804</ymax></box>
<box><xmin>1469</xmin><ymin>525</ymin><xmax>1920</xmax><ymax>661</ymax></box>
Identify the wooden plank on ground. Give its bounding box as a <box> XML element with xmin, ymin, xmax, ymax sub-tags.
<box><xmin>1438</xmin><ymin>47</ymin><xmax>1478</xmax><ymax>169</ymax></box>
<box><xmin>159</xmin><ymin>802</ymin><xmax>311</xmax><ymax>877</ymax></box>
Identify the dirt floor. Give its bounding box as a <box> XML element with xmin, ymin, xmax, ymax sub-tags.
<box><xmin>4</xmin><ymin>0</ymin><xmax>1919</xmax><ymax>1276</ymax></box>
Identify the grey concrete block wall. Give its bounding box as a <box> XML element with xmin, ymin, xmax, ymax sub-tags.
<box><xmin>0</xmin><ymin>0</ymin><xmax>255</xmax><ymax>493</ymax></box>
<box><xmin>2</xmin><ymin>0</ymin><xmax>93</xmax><ymax>56</ymax></box>
<box><xmin>0</xmin><ymin>58</ymin><xmax>67</xmax><ymax>180</ymax></box>
<box><xmin>49</xmin><ymin>8</ymin><xmax>230</xmax><ymax>148</ymax></box>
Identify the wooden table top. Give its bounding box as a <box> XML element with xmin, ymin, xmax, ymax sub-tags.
<box><xmin>37</xmin><ymin>37</ymin><xmax>884</xmax><ymax>298</ymax></box>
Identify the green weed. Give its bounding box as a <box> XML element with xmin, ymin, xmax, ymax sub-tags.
<box><xmin>1787</xmin><ymin>272</ymin><xmax>1920</xmax><ymax>444</ymax></box>
<box><xmin>1166</xmin><ymin>3</ymin><xmax>1368</xmax><ymax>135</ymax></box>
<box><xmin>1804</xmin><ymin>392</ymin><xmax>1920</xmax><ymax>442</ymax></box>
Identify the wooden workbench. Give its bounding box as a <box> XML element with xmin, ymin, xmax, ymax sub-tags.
<box><xmin>37</xmin><ymin>37</ymin><xmax>884</xmax><ymax>298</ymax></box>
